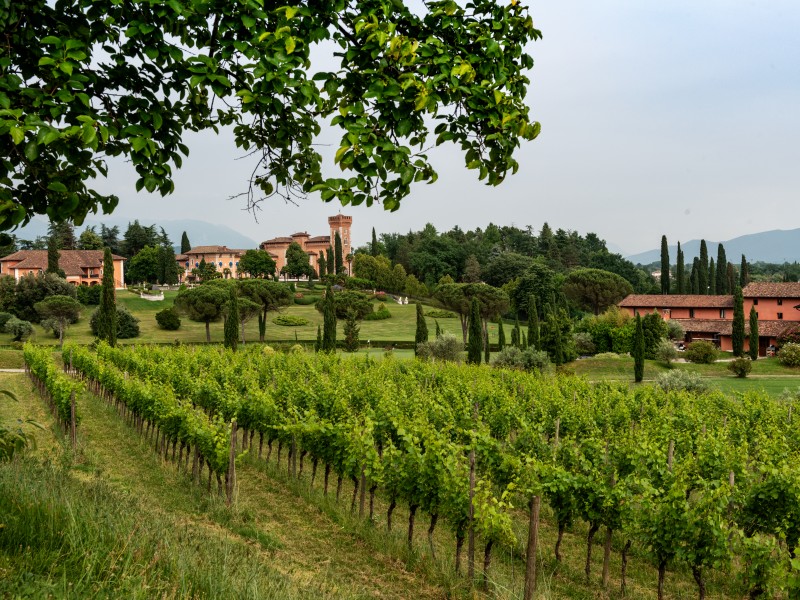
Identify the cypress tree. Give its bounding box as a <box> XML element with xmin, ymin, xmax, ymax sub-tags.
<box><xmin>633</xmin><ymin>314</ymin><xmax>644</xmax><ymax>382</ymax></box>
<box><xmin>334</xmin><ymin>232</ymin><xmax>344</xmax><ymax>274</ymax></box>
<box><xmin>484</xmin><ymin>324</ymin><xmax>491</xmax><ymax>364</ymax></box>
<box><xmin>690</xmin><ymin>258</ymin><xmax>699</xmax><ymax>294</ymax></box>
<box><xmin>726</xmin><ymin>262</ymin><xmax>736</xmax><ymax>295</ymax></box>
<box><xmin>521</xmin><ymin>332</ymin><xmax>528</xmax><ymax>350</ymax></box>
<box><xmin>414</xmin><ymin>302</ymin><xmax>428</xmax><ymax>356</ymax></box>
<box><xmin>698</xmin><ymin>240</ymin><xmax>708</xmax><ymax>294</ymax></box>
<box><xmin>676</xmin><ymin>242</ymin><xmax>685</xmax><ymax>294</ymax></box>
<box><xmin>97</xmin><ymin>247</ymin><xmax>117</xmax><ymax>347</ymax></box>
<box><xmin>660</xmin><ymin>235</ymin><xmax>670</xmax><ymax>294</ymax></box>
<box><xmin>371</xmin><ymin>227</ymin><xmax>379</xmax><ymax>257</ymax></box>
<box><xmin>322</xmin><ymin>284</ymin><xmax>337</xmax><ymax>351</ymax></box>
<box><xmin>511</xmin><ymin>316</ymin><xmax>521</xmax><ymax>348</ymax></box>
<box><xmin>223</xmin><ymin>285</ymin><xmax>239</xmax><ymax>351</ymax></box>
<box><xmin>740</xmin><ymin>255</ymin><xmax>749</xmax><ymax>288</ymax></box>
<box><xmin>467</xmin><ymin>297</ymin><xmax>483</xmax><ymax>364</ymax></box>
<box><xmin>326</xmin><ymin>247</ymin><xmax>334</xmax><ymax>275</ymax></box>
<box><xmin>716</xmin><ymin>244</ymin><xmax>728</xmax><ymax>294</ymax></box>
<box><xmin>435</xmin><ymin>319</ymin><xmax>442</xmax><ymax>338</ymax></box>
<box><xmin>732</xmin><ymin>286</ymin><xmax>745</xmax><ymax>357</ymax></box>
<box><xmin>497</xmin><ymin>319</ymin><xmax>505</xmax><ymax>350</ymax></box>
<box><xmin>343</xmin><ymin>310</ymin><xmax>360</xmax><ymax>352</ymax></box>
<box><xmin>748</xmin><ymin>305</ymin><xmax>759</xmax><ymax>361</ymax></box>
<box><xmin>315</xmin><ymin>325</ymin><xmax>322</xmax><ymax>352</ymax></box>
<box><xmin>318</xmin><ymin>253</ymin><xmax>326</xmax><ymax>278</ymax></box>
<box><xmin>46</xmin><ymin>235</ymin><xmax>63</xmax><ymax>276</ymax></box>
<box><xmin>709</xmin><ymin>259</ymin><xmax>716</xmax><ymax>295</ymax></box>
<box><xmin>180</xmin><ymin>231</ymin><xmax>191</xmax><ymax>254</ymax></box>
<box><xmin>527</xmin><ymin>295</ymin><xmax>540</xmax><ymax>350</ymax></box>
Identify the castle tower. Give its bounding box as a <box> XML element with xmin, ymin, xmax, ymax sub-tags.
<box><xmin>328</xmin><ymin>214</ymin><xmax>353</xmax><ymax>274</ymax></box>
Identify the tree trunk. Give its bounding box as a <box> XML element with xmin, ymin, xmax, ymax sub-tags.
<box><xmin>602</xmin><ymin>527</ymin><xmax>613</xmax><ymax>588</ymax></box>
<box><xmin>585</xmin><ymin>521</ymin><xmax>599</xmax><ymax>581</ymax></box>
<box><xmin>658</xmin><ymin>560</ymin><xmax>667</xmax><ymax>600</ymax></box>
<box><xmin>336</xmin><ymin>474</ymin><xmax>343</xmax><ymax>501</ymax></box>
<box><xmin>324</xmin><ymin>463</ymin><xmax>330</xmax><ymax>495</ymax></box>
<box><xmin>407</xmin><ymin>504</ymin><xmax>418</xmax><ymax>549</ymax></box>
<box><xmin>387</xmin><ymin>498</ymin><xmax>396</xmax><ymax>531</ymax></box>
<box><xmin>258</xmin><ymin>432</ymin><xmax>263</xmax><ymax>459</ymax></box>
<box><xmin>692</xmin><ymin>565</ymin><xmax>706</xmax><ymax>600</ymax></box>
<box><xmin>482</xmin><ymin>540</ymin><xmax>494</xmax><ymax>590</ymax></box>
<box><xmin>524</xmin><ymin>496</ymin><xmax>540</xmax><ymax>600</ymax></box>
<box><xmin>455</xmin><ymin>533</ymin><xmax>465</xmax><ymax>574</ymax></box>
<box><xmin>350</xmin><ymin>476</ymin><xmax>359</xmax><ymax>513</ymax></box>
<box><xmin>428</xmin><ymin>513</ymin><xmax>438</xmax><ymax>559</ymax></box>
<box><xmin>358</xmin><ymin>467</ymin><xmax>366</xmax><ymax>517</ymax></box>
<box><xmin>311</xmin><ymin>458</ymin><xmax>318</xmax><ymax>487</ymax></box>
<box><xmin>267</xmin><ymin>439</ymin><xmax>273</xmax><ymax>462</ymax></box>
<box><xmin>205</xmin><ymin>321</ymin><xmax>211</xmax><ymax>343</ymax></box>
<box><xmin>621</xmin><ymin>539</ymin><xmax>632</xmax><ymax>597</ymax></box>
<box><xmin>555</xmin><ymin>522</ymin><xmax>565</xmax><ymax>562</ymax></box>
<box><xmin>369</xmin><ymin>485</ymin><xmax>377</xmax><ymax>520</ymax></box>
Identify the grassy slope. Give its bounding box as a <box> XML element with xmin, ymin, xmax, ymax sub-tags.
<box><xmin>2</xmin><ymin>369</ymin><xmax>750</xmax><ymax>599</ymax></box>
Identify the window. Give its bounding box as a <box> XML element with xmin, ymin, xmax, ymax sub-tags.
<box><xmin>720</xmin><ymin>309</ymin><xmax>726</xmax><ymax>318</ymax></box>
<box><xmin>778</xmin><ymin>298</ymin><xmax>783</xmax><ymax>305</ymax></box>
<box><xmin>753</xmin><ymin>298</ymin><xmax>758</xmax><ymax>305</ymax></box>
<box><xmin>778</xmin><ymin>312</ymin><xmax>783</xmax><ymax>319</ymax></box>
<box><xmin>689</xmin><ymin>308</ymin><xmax>695</xmax><ymax>318</ymax></box>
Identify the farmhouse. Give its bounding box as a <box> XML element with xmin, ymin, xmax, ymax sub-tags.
<box><xmin>0</xmin><ymin>250</ymin><xmax>126</xmax><ymax>289</ymax></box>
<box><xmin>175</xmin><ymin>246</ymin><xmax>255</xmax><ymax>282</ymax></box>
<box><xmin>618</xmin><ymin>282</ymin><xmax>800</xmax><ymax>356</ymax></box>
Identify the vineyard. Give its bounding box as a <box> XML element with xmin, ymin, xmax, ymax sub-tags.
<box><xmin>33</xmin><ymin>341</ymin><xmax>800</xmax><ymax>598</ymax></box>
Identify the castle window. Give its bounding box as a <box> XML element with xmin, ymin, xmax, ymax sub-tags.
<box><xmin>778</xmin><ymin>298</ymin><xmax>783</xmax><ymax>305</ymax></box>
<box><xmin>719</xmin><ymin>309</ymin><xmax>725</xmax><ymax>318</ymax></box>
<box><xmin>778</xmin><ymin>313</ymin><xmax>783</xmax><ymax>319</ymax></box>
<box><xmin>753</xmin><ymin>298</ymin><xmax>758</xmax><ymax>305</ymax></box>
<box><xmin>689</xmin><ymin>308</ymin><xmax>694</xmax><ymax>318</ymax></box>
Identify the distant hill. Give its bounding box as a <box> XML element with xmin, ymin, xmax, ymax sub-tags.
<box><xmin>627</xmin><ymin>229</ymin><xmax>800</xmax><ymax>265</ymax></box>
<box><xmin>11</xmin><ymin>217</ymin><xmax>259</xmax><ymax>251</ymax></box>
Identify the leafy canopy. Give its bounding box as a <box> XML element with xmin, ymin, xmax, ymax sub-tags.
<box><xmin>1</xmin><ymin>0</ymin><xmax>541</xmax><ymax>229</ymax></box>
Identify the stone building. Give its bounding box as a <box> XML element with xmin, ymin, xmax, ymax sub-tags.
<box><xmin>260</xmin><ymin>214</ymin><xmax>352</xmax><ymax>275</ymax></box>
<box><xmin>0</xmin><ymin>250</ymin><xmax>126</xmax><ymax>289</ymax></box>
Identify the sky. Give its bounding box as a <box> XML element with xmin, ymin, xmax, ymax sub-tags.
<box><xmin>85</xmin><ymin>1</ymin><xmax>800</xmax><ymax>256</ymax></box>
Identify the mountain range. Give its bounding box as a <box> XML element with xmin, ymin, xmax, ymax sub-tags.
<box><xmin>11</xmin><ymin>217</ymin><xmax>260</xmax><ymax>251</ymax></box>
<box><xmin>626</xmin><ymin>229</ymin><xmax>800</xmax><ymax>266</ymax></box>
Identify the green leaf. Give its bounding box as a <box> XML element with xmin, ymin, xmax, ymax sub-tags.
<box><xmin>24</xmin><ymin>140</ymin><xmax>38</xmax><ymax>161</ymax></box>
<box><xmin>285</xmin><ymin>37</ymin><xmax>296</xmax><ymax>54</ymax></box>
<box><xmin>47</xmin><ymin>181</ymin><xmax>68</xmax><ymax>193</ymax></box>
<box><xmin>9</xmin><ymin>127</ymin><xmax>24</xmax><ymax>145</ymax></box>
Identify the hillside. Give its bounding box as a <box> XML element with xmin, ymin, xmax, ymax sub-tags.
<box><xmin>627</xmin><ymin>228</ymin><xmax>800</xmax><ymax>265</ymax></box>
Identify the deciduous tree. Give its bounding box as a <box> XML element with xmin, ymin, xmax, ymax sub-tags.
<box><xmin>238</xmin><ymin>249</ymin><xmax>276</xmax><ymax>279</ymax></box>
<box><xmin>34</xmin><ymin>294</ymin><xmax>81</xmax><ymax>347</ymax></box>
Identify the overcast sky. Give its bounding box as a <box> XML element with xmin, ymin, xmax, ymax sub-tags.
<box><xmin>89</xmin><ymin>1</ymin><xmax>800</xmax><ymax>255</ymax></box>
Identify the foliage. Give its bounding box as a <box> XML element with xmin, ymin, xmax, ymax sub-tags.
<box><xmin>562</xmin><ymin>268</ymin><xmax>633</xmax><ymax>315</ymax></box>
<box><xmin>174</xmin><ymin>285</ymin><xmax>227</xmax><ymax>342</ymax></box>
<box><xmin>0</xmin><ymin>311</ymin><xmax>13</xmax><ymax>330</ymax></box>
<box><xmin>778</xmin><ymin>343</ymin><xmax>800</xmax><ymax>368</ymax></box>
<box><xmin>321</xmin><ymin>284</ymin><xmax>337</xmax><ymax>352</ymax></box>
<box><xmin>363</xmin><ymin>302</ymin><xmax>391</xmax><ymax>321</ymax></box>
<box><xmin>576</xmin><ymin>306</ymin><xmax>632</xmax><ymax>354</ymax></box>
<box><xmin>90</xmin><ymin>306</ymin><xmax>139</xmax><ymax>339</ymax></box>
<box><xmin>660</xmin><ymin>235</ymin><xmax>670</xmax><ymax>294</ymax></box>
<box><xmin>732</xmin><ymin>286</ymin><xmax>745</xmax><ymax>357</ymax></box>
<box><xmin>5</xmin><ymin>317</ymin><xmax>32</xmax><ymax>341</ymax></box>
<box><xmin>778</xmin><ymin>325</ymin><xmax>800</xmax><ymax>347</ymax></box>
<box><xmin>180</xmin><ymin>231</ymin><xmax>191</xmax><ymax>254</ymax></box>
<box><xmin>749</xmin><ymin>306</ymin><xmax>759</xmax><ymax>361</ymax></box>
<box><xmin>654</xmin><ymin>370</ymin><xmax>709</xmax><ymax>393</ymax></box>
<box><xmin>272</xmin><ymin>315</ymin><xmax>310</xmax><ymax>327</ymax></box>
<box><xmin>293</xmin><ymin>294</ymin><xmax>320</xmax><ymax>306</ymax></box>
<box><xmin>223</xmin><ymin>285</ymin><xmax>239</xmax><ymax>351</ymax></box>
<box><xmin>315</xmin><ymin>290</ymin><xmax>373</xmax><ymax>320</ymax></box>
<box><xmin>13</xmin><ymin>272</ymin><xmax>76</xmax><ymax>323</ymax></box>
<box><xmin>76</xmin><ymin>284</ymin><xmax>102</xmax><ymax>305</ymax></box>
<box><xmin>0</xmin><ymin>390</ymin><xmax>42</xmax><ymax>462</ymax></box>
<box><xmin>632</xmin><ymin>314</ymin><xmax>644</xmax><ymax>382</ymax></box>
<box><xmin>573</xmin><ymin>332</ymin><xmax>596</xmax><ymax>356</ymax></box>
<box><xmin>655</xmin><ymin>339</ymin><xmax>678</xmax><ymax>366</ymax></box>
<box><xmin>685</xmin><ymin>341</ymin><xmax>718</xmax><ymax>364</ymax></box>
<box><xmin>665</xmin><ymin>319</ymin><xmax>684</xmax><ymax>341</ymax></box>
<box><xmin>492</xmin><ymin>346</ymin><xmax>551</xmax><ymax>373</ymax></box>
<box><xmin>155</xmin><ymin>307</ymin><xmax>181</xmax><ymax>330</ymax></box>
<box><xmin>426</xmin><ymin>309</ymin><xmax>457</xmax><ymax>319</ymax></box>
<box><xmin>238</xmin><ymin>249</ymin><xmax>276</xmax><ymax>279</ymax></box>
<box><xmin>414</xmin><ymin>302</ymin><xmax>428</xmax><ymax>356</ymax></box>
<box><xmin>343</xmin><ymin>310</ymin><xmax>360</xmax><ymax>352</ymax></box>
<box><xmin>466</xmin><ymin>297</ymin><xmax>482</xmax><ymax>364</ymax></box>
<box><xmin>237</xmin><ymin>279</ymin><xmax>293</xmax><ymax>343</ymax></box>
<box><xmin>34</xmin><ymin>294</ymin><xmax>82</xmax><ymax>347</ymax></box>
<box><xmin>281</xmin><ymin>242</ymin><xmax>315</xmax><ymax>279</ymax></box>
<box><xmin>641</xmin><ymin>311</ymin><xmax>668</xmax><ymax>359</ymax></box>
<box><xmin>192</xmin><ymin>258</ymin><xmax>220</xmax><ymax>282</ymax></box>
<box><xmin>96</xmin><ymin>247</ymin><xmax>117</xmax><ymax>346</ymax></box>
<box><xmin>728</xmin><ymin>357</ymin><xmax>752</xmax><ymax>378</ymax></box>
<box><xmin>416</xmin><ymin>333</ymin><xmax>463</xmax><ymax>362</ymax></box>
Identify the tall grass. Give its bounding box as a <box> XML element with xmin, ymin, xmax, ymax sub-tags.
<box><xmin>0</xmin><ymin>458</ymin><xmax>308</xmax><ymax>599</ymax></box>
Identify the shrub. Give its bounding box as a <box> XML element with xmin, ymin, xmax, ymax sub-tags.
<box><xmin>314</xmin><ymin>290</ymin><xmax>373</xmax><ymax>320</ymax></box>
<box><xmin>374</xmin><ymin>291</ymin><xmax>387</xmax><ymax>302</ymax></box>
<box><xmin>521</xmin><ymin>348</ymin><xmax>552</xmax><ymax>373</ymax></box>
<box><xmin>493</xmin><ymin>346</ymin><xmax>552</xmax><ymax>373</ymax></box>
<box><xmin>654</xmin><ymin>370</ymin><xmax>709</xmax><ymax>393</ymax></box>
<box><xmin>684</xmin><ymin>341</ymin><xmax>717</xmax><ymax>364</ymax></box>
<box><xmin>290</xmin><ymin>344</ymin><xmax>305</xmax><ymax>353</ymax></box>
<box><xmin>728</xmin><ymin>357</ymin><xmax>752</xmax><ymax>378</ymax></box>
<box><xmin>155</xmin><ymin>307</ymin><xmax>181</xmax><ymax>330</ymax></box>
<box><xmin>90</xmin><ymin>306</ymin><xmax>140</xmax><ymax>339</ymax></box>
<box><xmin>0</xmin><ymin>312</ymin><xmax>13</xmax><ymax>330</ymax></box>
<box><xmin>573</xmin><ymin>332</ymin><xmax>596</xmax><ymax>356</ymax></box>
<box><xmin>364</xmin><ymin>303</ymin><xmax>391</xmax><ymax>321</ymax></box>
<box><xmin>262</xmin><ymin>346</ymin><xmax>276</xmax><ymax>355</ymax></box>
<box><xmin>417</xmin><ymin>333</ymin><xmax>463</xmax><ymax>362</ymax></box>
<box><xmin>344</xmin><ymin>277</ymin><xmax>374</xmax><ymax>291</ymax></box>
<box><xmin>666</xmin><ymin>320</ymin><xmax>685</xmax><ymax>341</ymax></box>
<box><xmin>493</xmin><ymin>346</ymin><xmax>524</xmax><ymax>369</ymax></box>
<box><xmin>593</xmin><ymin>352</ymin><xmax>625</xmax><ymax>360</ymax></box>
<box><xmin>4</xmin><ymin>317</ymin><xmax>33</xmax><ymax>342</ymax></box>
<box><xmin>777</xmin><ymin>325</ymin><xmax>800</xmax><ymax>347</ymax></box>
<box><xmin>272</xmin><ymin>315</ymin><xmax>310</xmax><ymax>327</ymax></box>
<box><xmin>426</xmin><ymin>309</ymin><xmax>457</xmax><ymax>319</ymax></box>
<box><xmin>40</xmin><ymin>318</ymin><xmax>61</xmax><ymax>339</ymax></box>
<box><xmin>76</xmin><ymin>285</ymin><xmax>102</xmax><ymax>305</ymax></box>
<box><xmin>655</xmin><ymin>339</ymin><xmax>678</xmax><ymax>366</ymax></box>
<box><xmin>294</xmin><ymin>295</ymin><xmax>320</xmax><ymax>305</ymax></box>
<box><xmin>778</xmin><ymin>342</ymin><xmax>800</xmax><ymax>367</ymax></box>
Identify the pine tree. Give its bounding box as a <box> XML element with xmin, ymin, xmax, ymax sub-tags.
<box><xmin>716</xmin><ymin>243</ymin><xmax>728</xmax><ymax>294</ymax></box>
<box><xmin>46</xmin><ymin>235</ymin><xmax>63</xmax><ymax>276</ymax></box>
<box><xmin>660</xmin><ymin>235</ymin><xmax>670</xmax><ymax>294</ymax></box>
<box><xmin>414</xmin><ymin>302</ymin><xmax>428</xmax><ymax>356</ymax></box>
<box><xmin>96</xmin><ymin>247</ymin><xmax>117</xmax><ymax>347</ymax></box>
<box><xmin>48</xmin><ymin>220</ymin><xmax>76</xmax><ymax>250</ymax></box>
<box><xmin>676</xmin><ymin>242</ymin><xmax>685</xmax><ymax>294</ymax></box>
<box><xmin>315</xmin><ymin>325</ymin><xmax>322</xmax><ymax>352</ymax></box>
<box><xmin>497</xmin><ymin>319</ymin><xmax>505</xmax><ymax>350</ymax></box>
<box><xmin>322</xmin><ymin>284</ymin><xmax>337</xmax><ymax>351</ymax></box>
<box><xmin>748</xmin><ymin>305</ymin><xmax>759</xmax><ymax>361</ymax></box>
<box><xmin>223</xmin><ymin>285</ymin><xmax>239</xmax><ymax>351</ymax></box>
<box><xmin>467</xmin><ymin>297</ymin><xmax>483</xmax><ymax>364</ymax></box>
<box><xmin>732</xmin><ymin>286</ymin><xmax>745</xmax><ymax>357</ymax></box>
<box><xmin>180</xmin><ymin>231</ymin><xmax>191</xmax><ymax>254</ymax></box>
<box><xmin>334</xmin><ymin>232</ymin><xmax>344</xmax><ymax>274</ymax></box>
<box><xmin>698</xmin><ymin>240</ymin><xmax>708</xmax><ymax>294</ymax></box>
<box><xmin>633</xmin><ymin>314</ymin><xmax>644</xmax><ymax>382</ymax></box>
<box><xmin>709</xmin><ymin>259</ymin><xmax>716</xmax><ymax>295</ymax></box>
<box><xmin>740</xmin><ymin>255</ymin><xmax>749</xmax><ymax>288</ymax></box>
<box><xmin>371</xmin><ymin>227</ymin><xmax>379</xmax><ymax>257</ymax></box>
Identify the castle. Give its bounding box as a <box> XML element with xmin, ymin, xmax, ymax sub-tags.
<box><xmin>261</xmin><ymin>214</ymin><xmax>352</xmax><ymax>275</ymax></box>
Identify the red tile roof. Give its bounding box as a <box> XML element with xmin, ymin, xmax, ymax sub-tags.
<box><xmin>262</xmin><ymin>237</ymin><xmax>293</xmax><ymax>245</ymax></box>
<box><xmin>307</xmin><ymin>236</ymin><xmax>331</xmax><ymax>243</ymax></box>
<box><xmin>619</xmin><ymin>294</ymin><xmax>734</xmax><ymax>309</ymax></box>
<box><xmin>291</xmin><ymin>231</ymin><xmax>310</xmax><ymax>237</ymax></box>
<box><xmin>0</xmin><ymin>250</ymin><xmax>124</xmax><ymax>277</ymax></box>
<box><xmin>743</xmin><ymin>282</ymin><xmax>800</xmax><ymax>298</ymax></box>
<box><xmin>185</xmin><ymin>246</ymin><xmax>247</xmax><ymax>255</ymax></box>
<box><xmin>677</xmin><ymin>318</ymin><xmax>792</xmax><ymax>337</ymax></box>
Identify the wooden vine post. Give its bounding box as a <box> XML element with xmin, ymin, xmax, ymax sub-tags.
<box><xmin>523</xmin><ymin>494</ymin><xmax>541</xmax><ymax>600</ymax></box>
<box><xmin>226</xmin><ymin>420</ymin><xmax>237</xmax><ymax>507</ymax></box>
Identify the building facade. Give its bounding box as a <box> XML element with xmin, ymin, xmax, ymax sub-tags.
<box><xmin>260</xmin><ymin>214</ymin><xmax>352</xmax><ymax>276</ymax></box>
<box><xmin>175</xmin><ymin>246</ymin><xmax>256</xmax><ymax>282</ymax></box>
<box><xmin>618</xmin><ymin>282</ymin><xmax>800</xmax><ymax>356</ymax></box>
<box><xmin>0</xmin><ymin>250</ymin><xmax>126</xmax><ymax>289</ymax></box>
